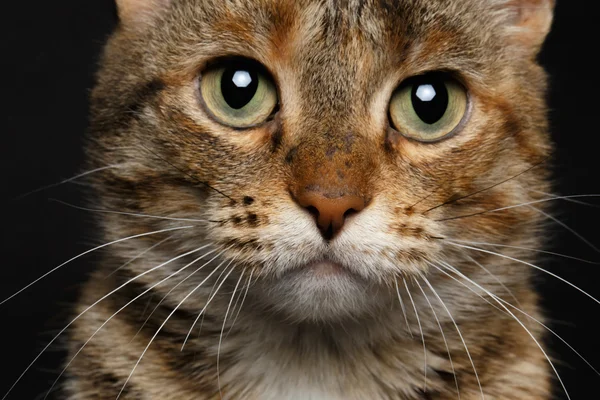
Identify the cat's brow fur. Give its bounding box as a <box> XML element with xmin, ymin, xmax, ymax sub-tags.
<box><xmin>66</xmin><ymin>0</ymin><xmax>556</xmax><ymax>399</ymax></box>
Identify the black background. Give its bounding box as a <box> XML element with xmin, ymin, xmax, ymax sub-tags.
<box><xmin>1</xmin><ymin>0</ymin><xmax>599</xmax><ymax>399</ymax></box>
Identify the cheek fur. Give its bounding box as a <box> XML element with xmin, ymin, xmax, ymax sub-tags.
<box><xmin>69</xmin><ymin>1</ymin><xmax>558</xmax><ymax>398</ymax></box>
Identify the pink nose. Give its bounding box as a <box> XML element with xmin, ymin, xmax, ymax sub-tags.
<box><xmin>294</xmin><ymin>190</ymin><xmax>366</xmax><ymax>240</ymax></box>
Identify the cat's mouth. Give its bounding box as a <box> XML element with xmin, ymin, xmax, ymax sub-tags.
<box><xmin>282</xmin><ymin>256</ymin><xmax>366</xmax><ymax>283</ymax></box>
<box><xmin>261</xmin><ymin>255</ymin><xmax>386</xmax><ymax>321</ymax></box>
<box><xmin>303</xmin><ymin>260</ymin><xmax>347</xmax><ymax>277</ymax></box>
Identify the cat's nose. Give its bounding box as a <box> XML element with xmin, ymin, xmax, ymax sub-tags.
<box><xmin>294</xmin><ymin>189</ymin><xmax>366</xmax><ymax>240</ymax></box>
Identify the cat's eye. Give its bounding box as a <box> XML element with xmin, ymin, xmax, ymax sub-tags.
<box><xmin>389</xmin><ymin>73</ymin><xmax>468</xmax><ymax>142</ymax></box>
<box><xmin>200</xmin><ymin>59</ymin><xmax>278</xmax><ymax>128</ymax></box>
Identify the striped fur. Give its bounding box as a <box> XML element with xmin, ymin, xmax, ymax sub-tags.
<box><xmin>66</xmin><ymin>0</ymin><xmax>555</xmax><ymax>398</ymax></box>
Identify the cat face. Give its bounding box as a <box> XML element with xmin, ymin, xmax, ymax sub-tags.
<box><xmin>90</xmin><ymin>0</ymin><xmax>553</xmax><ymax>321</ymax></box>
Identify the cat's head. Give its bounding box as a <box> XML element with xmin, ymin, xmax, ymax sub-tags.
<box><xmin>88</xmin><ymin>0</ymin><xmax>554</xmax><ymax>322</ymax></box>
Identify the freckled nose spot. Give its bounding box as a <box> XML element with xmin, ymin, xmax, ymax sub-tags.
<box><xmin>247</xmin><ymin>213</ymin><xmax>258</xmax><ymax>226</ymax></box>
<box><xmin>344</xmin><ymin>133</ymin><xmax>355</xmax><ymax>152</ymax></box>
<box><xmin>326</xmin><ymin>146</ymin><xmax>337</xmax><ymax>159</ymax></box>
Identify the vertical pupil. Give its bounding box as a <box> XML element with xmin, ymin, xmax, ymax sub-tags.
<box><xmin>411</xmin><ymin>78</ymin><xmax>449</xmax><ymax>124</ymax></box>
<box><xmin>221</xmin><ymin>67</ymin><xmax>259</xmax><ymax>109</ymax></box>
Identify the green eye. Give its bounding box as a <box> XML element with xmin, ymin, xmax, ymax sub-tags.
<box><xmin>200</xmin><ymin>60</ymin><xmax>278</xmax><ymax>128</ymax></box>
<box><xmin>389</xmin><ymin>73</ymin><xmax>468</xmax><ymax>142</ymax></box>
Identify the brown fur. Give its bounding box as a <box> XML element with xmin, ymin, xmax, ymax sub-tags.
<box><xmin>65</xmin><ymin>0</ymin><xmax>556</xmax><ymax>398</ymax></box>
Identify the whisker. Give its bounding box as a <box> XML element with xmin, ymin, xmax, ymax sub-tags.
<box><xmin>223</xmin><ymin>272</ymin><xmax>248</xmax><ymax>328</ymax></box>
<box><xmin>43</xmin><ymin>246</ymin><xmax>222</xmax><ymax>399</ymax></box>
<box><xmin>11</xmin><ymin>164</ymin><xmax>126</xmax><ymax>201</ymax></box>
<box><xmin>465</xmin><ymin>255</ymin><xmax>523</xmax><ymax>309</ymax></box>
<box><xmin>409</xmin><ymin>186</ymin><xmax>440</xmax><ymax>210</ymax></box>
<box><xmin>496</xmin><ymin>293</ymin><xmax>600</xmax><ymax>378</ymax></box>
<box><xmin>225</xmin><ymin>268</ymin><xmax>255</xmax><ymax>339</ymax></box>
<box><xmin>1</xmin><ymin>242</ymin><xmax>207</xmax><ymax>400</ymax></box>
<box><xmin>437</xmin><ymin>238</ymin><xmax>600</xmax><ymax>265</ymax></box>
<box><xmin>436</xmin><ymin>262</ymin><xmax>506</xmax><ymax>314</ymax></box>
<box><xmin>107</xmin><ymin>236</ymin><xmax>174</xmax><ymax>278</ymax></box>
<box><xmin>433</xmin><ymin>261</ymin><xmax>571</xmax><ymax>400</ymax></box>
<box><xmin>422</xmin><ymin>276</ymin><xmax>485</xmax><ymax>400</ymax></box>
<box><xmin>529</xmin><ymin>189</ymin><xmax>600</xmax><ymax>208</ymax></box>
<box><xmin>456</xmin><ymin>257</ymin><xmax>600</xmax><ymax>378</ymax></box>
<box><xmin>529</xmin><ymin>204</ymin><xmax>600</xmax><ymax>254</ymax></box>
<box><xmin>435</xmin><ymin>194</ymin><xmax>600</xmax><ymax>222</ymax></box>
<box><xmin>50</xmin><ymin>199</ymin><xmax>209</xmax><ymax>223</ymax></box>
<box><xmin>182</xmin><ymin>260</ymin><xmax>238</xmax><ymax>351</ymax></box>
<box><xmin>139</xmin><ymin>292</ymin><xmax>155</xmax><ymax>322</ymax></box>
<box><xmin>130</xmin><ymin>247</ymin><xmax>232</xmax><ymax>343</ymax></box>
<box><xmin>139</xmin><ymin>144</ymin><xmax>235</xmax><ymax>203</ymax></box>
<box><xmin>117</xmin><ymin>258</ymin><xmax>237</xmax><ymax>399</ymax></box>
<box><xmin>0</xmin><ymin>225</ymin><xmax>193</xmax><ymax>307</ymax></box>
<box><xmin>424</xmin><ymin>157</ymin><xmax>549</xmax><ymax>214</ymax></box>
<box><xmin>197</xmin><ymin>262</ymin><xmax>231</xmax><ymax>337</ymax></box>
<box><xmin>445</xmin><ymin>241</ymin><xmax>600</xmax><ymax>306</ymax></box>
<box><xmin>394</xmin><ymin>279</ymin><xmax>414</xmax><ymax>339</ymax></box>
<box><xmin>467</xmin><ymin>266</ymin><xmax>599</xmax><ymax>378</ymax></box>
<box><xmin>403</xmin><ymin>279</ymin><xmax>427</xmax><ymax>390</ymax></box>
<box><xmin>218</xmin><ymin>269</ymin><xmax>245</xmax><ymax>399</ymax></box>
<box><xmin>414</xmin><ymin>278</ymin><xmax>460</xmax><ymax>400</ymax></box>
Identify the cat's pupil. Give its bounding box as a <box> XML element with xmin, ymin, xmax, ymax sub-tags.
<box><xmin>221</xmin><ymin>67</ymin><xmax>259</xmax><ymax>109</ymax></box>
<box><xmin>411</xmin><ymin>79</ymin><xmax>448</xmax><ymax>124</ymax></box>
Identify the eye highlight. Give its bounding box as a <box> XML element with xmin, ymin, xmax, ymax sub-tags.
<box><xmin>200</xmin><ymin>59</ymin><xmax>278</xmax><ymax>128</ymax></box>
<box><xmin>389</xmin><ymin>72</ymin><xmax>468</xmax><ymax>142</ymax></box>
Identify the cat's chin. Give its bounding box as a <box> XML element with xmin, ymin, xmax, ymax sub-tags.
<box><xmin>257</xmin><ymin>260</ymin><xmax>389</xmax><ymax>322</ymax></box>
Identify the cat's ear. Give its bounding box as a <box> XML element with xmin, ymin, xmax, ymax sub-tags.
<box><xmin>115</xmin><ymin>0</ymin><xmax>171</xmax><ymax>27</ymax></box>
<box><xmin>501</xmin><ymin>0</ymin><xmax>555</xmax><ymax>54</ymax></box>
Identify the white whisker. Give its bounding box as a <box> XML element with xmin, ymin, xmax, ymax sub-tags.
<box><xmin>434</xmin><ymin>261</ymin><xmax>571</xmax><ymax>400</ymax></box>
<box><xmin>496</xmin><ymin>293</ymin><xmax>600</xmax><ymax>377</ymax></box>
<box><xmin>453</xmin><ymin>257</ymin><xmax>600</xmax><ymax>377</ymax></box>
<box><xmin>13</xmin><ymin>164</ymin><xmax>126</xmax><ymax>200</ymax></box>
<box><xmin>529</xmin><ymin>189</ymin><xmax>600</xmax><ymax>208</ymax></box>
<box><xmin>51</xmin><ymin>199</ymin><xmax>209</xmax><ymax>223</ymax></box>
<box><xmin>394</xmin><ymin>279</ymin><xmax>414</xmax><ymax>338</ymax></box>
<box><xmin>442</xmin><ymin>238</ymin><xmax>600</xmax><ymax>265</ymax></box>
<box><xmin>422</xmin><ymin>274</ymin><xmax>485</xmax><ymax>400</ymax></box>
<box><xmin>225</xmin><ymin>268</ymin><xmax>255</xmax><ymax>339</ymax></box>
<box><xmin>117</xmin><ymin>259</ymin><xmax>236</xmax><ymax>399</ymax></box>
<box><xmin>1</xmin><ymin>240</ymin><xmax>205</xmax><ymax>400</ymax></box>
<box><xmin>0</xmin><ymin>225</ymin><xmax>193</xmax><ymax>307</ymax></box>
<box><xmin>404</xmin><ymin>279</ymin><xmax>427</xmax><ymax>390</ymax></box>
<box><xmin>436</xmin><ymin>194</ymin><xmax>600</xmax><ymax>222</ymax></box>
<box><xmin>465</xmin><ymin>256</ymin><xmax>523</xmax><ymax>309</ymax></box>
<box><xmin>435</xmin><ymin>261</ymin><xmax>504</xmax><ymax>314</ymax></box>
<box><xmin>130</xmin><ymin>247</ymin><xmax>232</xmax><ymax>343</ymax></box>
<box><xmin>197</xmin><ymin>262</ymin><xmax>231</xmax><ymax>337</ymax></box>
<box><xmin>107</xmin><ymin>236</ymin><xmax>174</xmax><ymax>278</ymax></box>
<box><xmin>223</xmin><ymin>271</ymin><xmax>248</xmax><ymax>333</ymax></box>
<box><xmin>445</xmin><ymin>241</ymin><xmax>600</xmax><ymax>306</ymax></box>
<box><xmin>44</xmin><ymin>246</ymin><xmax>222</xmax><ymax>399</ymax></box>
<box><xmin>414</xmin><ymin>278</ymin><xmax>460</xmax><ymax>400</ymax></box>
<box><xmin>182</xmin><ymin>260</ymin><xmax>238</xmax><ymax>350</ymax></box>
<box><xmin>218</xmin><ymin>269</ymin><xmax>245</xmax><ymax>399</ymax></box>
<box><xmin>529</xmin><ymin>205</ymin><xmax>600</xmax><ymax>254</ymax></box>
<box><xmin>139</xmin><ymin>292</ymin><xmax>155</xmax><ymax>321</ymax></box>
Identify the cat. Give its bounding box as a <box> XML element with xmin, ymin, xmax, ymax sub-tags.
<box><xmin>11</xmin><ymin>0</ymin><xmax>567</xmax><ymax>398</ymax></box>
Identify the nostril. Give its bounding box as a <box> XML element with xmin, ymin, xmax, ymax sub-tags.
<box><xmin>306</xmin><ymin>205</ymin><xmax>320</xmax><ymax>219</ymax></box>
<box><xmin>343</xmin><ymin>208</ymin><xmax>359</xmax><ymax>219</ymax></box>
